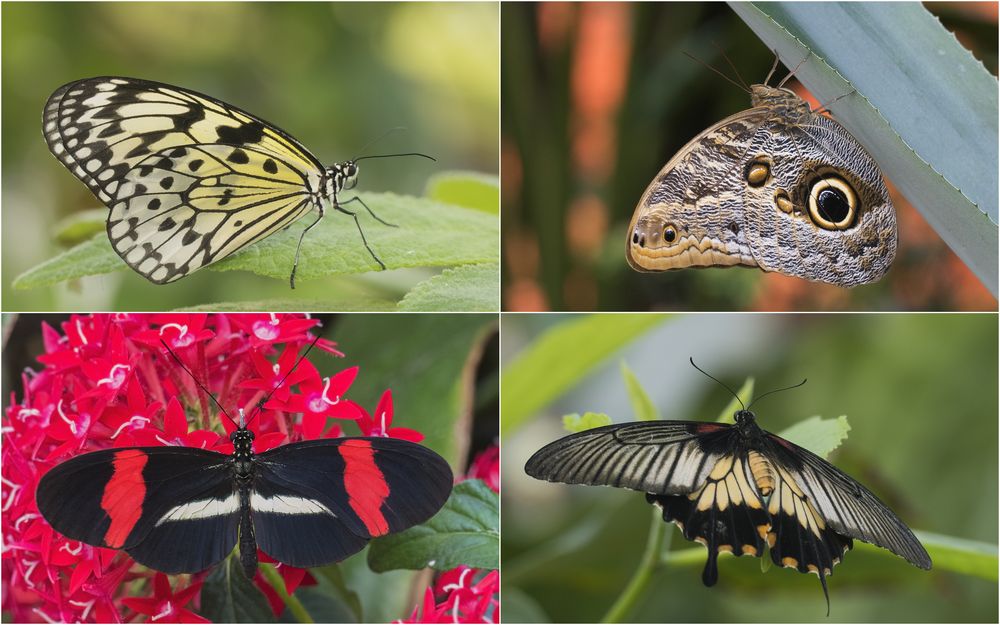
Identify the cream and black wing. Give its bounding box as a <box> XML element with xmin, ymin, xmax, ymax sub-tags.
<box><xmin>43</xmin><ymin>77</ymin><xmax>324</xmax><ymax>283</ymax></box>
<box><xmin>524</xmin><ymin>421</ymin><xmax>733</xmax><ymax>496</ymax></box>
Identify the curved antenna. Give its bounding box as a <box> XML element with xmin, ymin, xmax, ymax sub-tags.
<box><xmin>244</xmin><ymin>333</ymin><xmax>324</xmax><ymax>426</ymax></box>
<box><xmin>353</xmin><ymin>126</ymin><xmax>406</xmax><ymax>157</ymax></box>
<box><xmin>354</xmin><ymin>152</ymin><xmax>436</xmax><ymax>163</ymax></box>
<box><xmin>746</xmin><ymin>377</ymin><xmax>807</xmax><ymax>411</ymax></box>
<box><xmin>160</xmin><ymin>339</ymin><xmax>234</xmax><ymax>426</ymax></box>
<box><xmin>689</xmin><ymin>357</ymin><xmax>745</xmax><ymax>410</ymax></box>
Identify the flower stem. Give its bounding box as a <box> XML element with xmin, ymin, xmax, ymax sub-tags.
<box><xmin>601</xmin><ymin>507</ymin><xmax>667</xmax><ymax>623</ymax></box>
<box><xmin>260</xmin><ymin>564</ymin><xmax>314</xmax><ymax>623</ymax></box>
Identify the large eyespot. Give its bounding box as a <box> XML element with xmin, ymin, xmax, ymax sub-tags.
<box><xmin>744</xmin><ymin>157</ymin><xmax>772</xmax><ymax>188</ymax></box>
<box><xmin>808</xmin><ymin>176</ymin><xmax>857</xmax><ymax>230</ymax></box>
<box><xmin>662</xmin><ymin>224</ymin><xmax>677</xmax><ymax>243</ymax></box>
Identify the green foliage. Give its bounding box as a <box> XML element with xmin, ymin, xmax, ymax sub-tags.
<box><xmin>501</xmin><ymin>315</ymin><xmax>667</xmax><ymax>433</ymax></box>
<box><xmin>332</xmin><ymin>314</ymin><xmax>494</xmax><ymax>465</ymax></box>
<box><xmin>14</xmin><ymin>193</ymin><xmax>498</xmax><ymax>293</ymax></box>
<box><xmin>368</xmin><ymin>480</ymin><xmax>499</xmax><ymax>572</ymax></box>
<box><xmin>398</xmin><ymin>263</ymin><xmax>499</xmax><ymax>311</ymax></box>
<box><xmin>425</xmin><ymin>170</ymin><xmax>500</xmax><ymax>214</ymax></box>
<box><xmin>621</xmin><ymin>361</ymin><xmax>660</xmax><ymax>421</ymax></box>
<box><xmin>200</xmin><ymin>558</ymin><xmax>274</xmax><ymax>623</ymax></box>
<box><xmin>563</xmin><ymin>412</ymin><xmax>612</xmax><ymax>433</ymax></box>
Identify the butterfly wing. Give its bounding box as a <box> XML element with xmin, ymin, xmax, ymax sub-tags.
<box><xmin>36</xmin><ymin>447</ymin><xmax>240</xmax><ymax>574</ymax></box>
<box><xmin>764</xmin><ymin>433</ymin><xmax>931</xmax><ymax>570</ymax></box>
<box><xmin>740</xmin><ymin>103</ymin><xmax>896</xmax><ymax>287</ymax></box>
<box><xmin>43</xmin><ymin>76</ymin><xmax>325</xmax><ymax>283</ymax></box>
<box><xmin>626</xmin><ymin>108</ymin><xmax>764</xmax><ymax>274</ymax></box>
<box><xmin>252</xmin><ymin>437</ymin><xmax>453</xmax><ymax>568</ymax></box>
<box><xmin>524</xmin><ymin>421</ymin><xmax>734</xmax><ymax>496</ymax></box>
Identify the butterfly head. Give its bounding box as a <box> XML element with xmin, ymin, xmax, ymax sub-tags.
<box><xmin>734</xmin><ymin>409</ymin><xmax>757</xmax><ymax>426</ymax></box>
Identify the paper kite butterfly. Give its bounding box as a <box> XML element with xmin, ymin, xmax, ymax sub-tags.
<box><xmin>35</xmin><ymin>340</ymin><xmax>453</xmax><ymax>578</ymax></box>
<box><xmin>525</xmin><ymin>380</ymin><xmax>931</xmax><ymax>612</ymax></box>
<box><xmin>42</xmin><ymin>76</ymin><xmax>432</xmax><ymax>287</ymax></box>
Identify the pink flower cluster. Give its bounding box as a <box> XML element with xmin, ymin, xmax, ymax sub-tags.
<box><xmin>1</xmin><ymin>313</ymin><xmax>424</xmax><ymax>623</ymax></box>
<box><xmin>400</xmin><ymin>444</ymin><xmax>500</xmax><ymax>624</ymax></box>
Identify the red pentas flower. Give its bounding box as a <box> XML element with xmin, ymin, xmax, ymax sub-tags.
<box><xmin>2</xmin><ymin>313</ymin><xmax>419</xmax><ymax>623</ymax></box>
<box><xmin>356</xmin><ymin>389</ymin><xmax>424</xmax><ymax>442</ymax></box>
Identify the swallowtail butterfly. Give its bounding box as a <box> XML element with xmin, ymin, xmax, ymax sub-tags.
<box><xmin>525</xmin><ymin>379</ymin><xmax>930</xmax><ymax>612</ymax></box>
<box><xmin>43</xmin><ymin>77</ymin><xmax>432</xmax><ymax>287</ymax></box>
<box><xmin>35</xmin><ymin>339</ymin><xmax>453</xmax><ymax>578</ymax></box>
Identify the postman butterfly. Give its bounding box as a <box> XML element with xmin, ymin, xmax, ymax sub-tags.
<box><xmin>35</xmin><ymin>338</ymin><xmax>453</xmax><ymax>578</ymax></box>
<box><xmin>525</xmin><ymin>362</ymin><xmax>931</xmax><ymax>613</ymax></box>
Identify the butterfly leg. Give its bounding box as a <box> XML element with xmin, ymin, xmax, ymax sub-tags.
<box><xmin>332</xmin><ymin>200</ymin><xmax>388</xmax><ymax>271</ymax></box>
<box><xmin>290</xmin><ymin>207</ymin><xmax>325</xmax><ymax>289</ymax></box>
<box><xmin>339</xmin><ymin>195</ymin><xmax>398</xmax><ymax>228</ymax></box>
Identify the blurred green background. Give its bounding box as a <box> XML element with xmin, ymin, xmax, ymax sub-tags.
<box><xmin>501</xmin><ymin>2</ymin><xmax>997</xmax><ymax>311</ymax></box>
<box><xmin>2</xmin><ymin>2</ymin><xmax>498</xmax><ymax>310</ymax></box>
<box><xmin>501</xmin><ymin>313</ymin><xmax>998</xmax><ymax>622</ymax></box>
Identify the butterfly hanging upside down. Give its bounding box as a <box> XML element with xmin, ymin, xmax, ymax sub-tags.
<box><xmin>525</xmin><ymin>377</ymin><xmax>931</xmax><ymax>613</ymax></box>
<box><xmin>43</xmin><ymin>76</ymin><xmax>433</xmax><ymax>288</ymax></box>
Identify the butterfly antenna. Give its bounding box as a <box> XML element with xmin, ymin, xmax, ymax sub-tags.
<box><xmin>354</xmin><ymin>152</ymin><xmax>436</xmax><ymax>163</ymax></box>
<box><xmin>353</xmin><ymin>126</ymin><xmax>407</xmax><ymax>158</ymax></box>
<box><xmin>745</xmin><ymin>377</ymin><xmax>808</xmax><ymax>411</ymax></box>
<box><xmin>159</xmin><ymin>339</ymin><xmax>234</xmax><ymax>426</ymax></box>
<box><xmin>689</xmin><ymin>357</ymin><xmax>745</xmax><ymax>410</ymax></box>
<box><xmin>245</xmin><ymin>333</ymin><xmax>324</xmax><ymax>425</ymax></box>
<box><xmin>682</xmin><ymin>51</ymin><xmax>751</xmax><ymax>95</ymax></box>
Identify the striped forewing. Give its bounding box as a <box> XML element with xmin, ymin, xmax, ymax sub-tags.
<box><xmin>766</xmin><ymin>433</ymin><xmax>931</xmax><ymax>569</ymax></box>
<box><xmin>524</xmin><ymin>421</ymin><xmax>729</xmax><ymax>496</ymax></box>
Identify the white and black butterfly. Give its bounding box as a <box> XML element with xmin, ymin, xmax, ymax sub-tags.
<box><xmin>43</xmin><ymin>77</ymin><xmax>431</xmax><ymax>287</ymax></box>
<box><xmin>525</xmin><ymin>380</ymin><xmax>931</xmax><ymax>612</ymax></box>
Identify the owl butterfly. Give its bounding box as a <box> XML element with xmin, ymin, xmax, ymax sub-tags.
<box><xmin>626</xmin><ymin>54</ymin><xmax>896</xmax><ymax>287</ymax></box>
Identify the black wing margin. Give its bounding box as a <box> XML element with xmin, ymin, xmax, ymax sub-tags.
<box><xmin>766</xmin><ymin>434</ymin><xmax>931</xmax><ymax>570</ymax></box>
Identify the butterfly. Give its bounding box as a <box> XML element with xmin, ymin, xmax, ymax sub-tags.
<box><xmin>525</xmin><ymin>377</ymin><xmax>931</xmax><ymax>613</ymax></box>
<box><xmin>35</xmin><ymin>338</ymin><xmax>453</xmax><ymax>578</ymax></box>
<box><xmin>43</xmin><ymin>77</ymin><xmax>432</xmax><ymax>287</ymax></box>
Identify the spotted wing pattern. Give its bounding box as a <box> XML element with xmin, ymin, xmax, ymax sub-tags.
<box><xmin>43</xmin><ymin>77</ymin><xmax>325</xmax><ymax>283</ymax></box>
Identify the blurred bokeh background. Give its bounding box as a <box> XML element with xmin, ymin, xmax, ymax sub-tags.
<box><xmin>501</xmin><ymin>2</ymin><xmax>997</xmax><ymax>311</ymax></box>
<box><xmin>2</xmin><ymin>2</ymin><xmax>498</xmax><ymax>310</ymax></box>
<box><xmin>501</xmin><ymin>313</ymin><xmax>998</xmax><ymax>622</ymax></box>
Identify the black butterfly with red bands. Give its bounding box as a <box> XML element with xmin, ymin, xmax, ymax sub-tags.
<box><xmin>525</xmin><ymin>409</ymin><xmax>931</xmax><ymax>612</ymax></box>
<box><xmin>35</xmin><ymin>340</ymin><xmax>453</xmax><ymax>579</ymax></box>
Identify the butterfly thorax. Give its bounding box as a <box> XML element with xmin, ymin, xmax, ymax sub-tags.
<box><xmin>230</xmin><ymin>427</ymin><xmax>256</xmax><ymax>480</ymax></box>
<box><xmin>749</xmin><ymin>84</ymin><xmax>812</xmax><ymax>121</ymax></box>
<box><xmin>322</xmin><ymin>161</ymin><xmax>360</xmax><ymax>199</ymax></box>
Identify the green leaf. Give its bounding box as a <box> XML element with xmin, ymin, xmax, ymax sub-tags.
<box><xmin>177</xmin><ymin>298</ymin><xmax>397</xmax><ymax>312</ymax></box>
<box><xmin>14</xmin><ymin>192</ymin><xmax>499</xmax><ymax>289</ymax></box>
<box><xmin>620</xmin><ymin>361</ymin><xmax>660</xmax><ymax>421</ymax></box>
<box><xmin>332</xmin><ymin>314</ymin><xmax>494</xmax><ymax>465</ymax></box>
<box><xmin>911</xmin><ymin>531</ymin><xmax>998</xmax><ymax>580</ymax></box>
<box><xmin>200</xmin><ymin>557</ymin><xmax>274</xmax><ymax>624</ymax></box>
<box><xmin>501</xmin><ymin>315</ymin><xmax>667</xmax><ymax>434</ymax></box>
<box><xmin>425</xmin><ymin>170</ymin><xmax>500</xmax><ymax>214</ymax></box>
<box><xmin>776</xmin><ymin>414</ymin><xmax>851</xmax><ymax>459</ymax></box>
<box><xmin>53</xmin><ymin>208</ymin><xmax>105</xmax><ymax>245</ymax></box>
<box><xmin>367</xmin><ymin>480</ymin><xmax>499</xmax><ymax>572</ymax></box>
<box><xmin>398</xmin><ymin>263</ymin><xmax>499</xmax><ymax>311</ymax></box>
<box><xmin>731</xmin><ymin>2</ymin><xmax>998</xmax><ymax>295</ymax></box>
<box><xmin>562</xmin><ymin>411</ymin><xmax>612</xmax><ymax>433</ymax></box>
